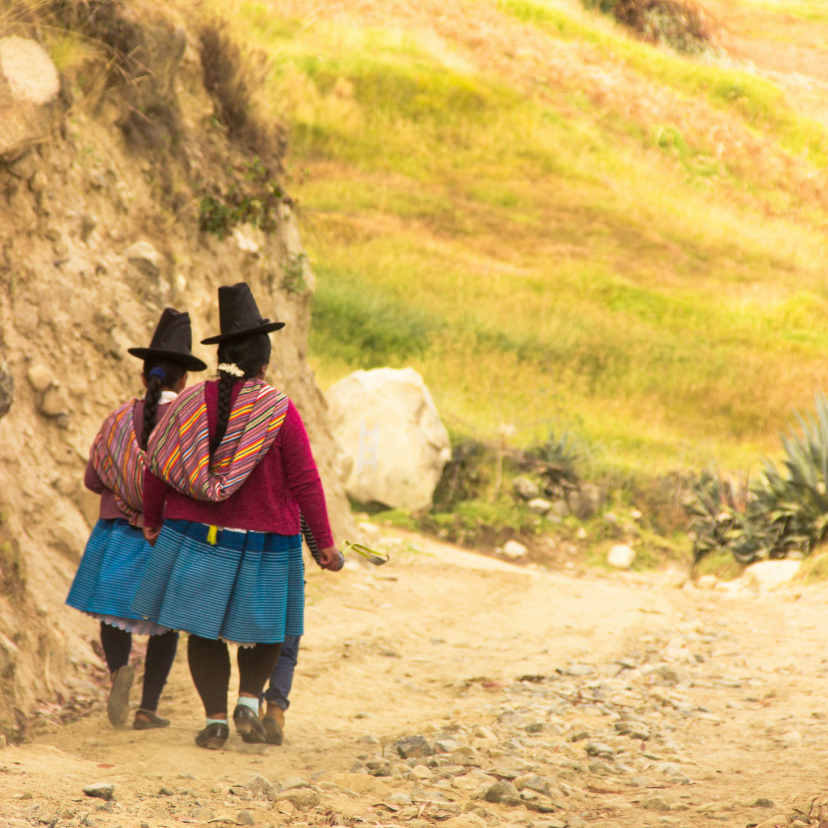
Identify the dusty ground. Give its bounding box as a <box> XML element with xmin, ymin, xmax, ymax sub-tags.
<box><xmin>1</xmin><ymin>532</ymin><xmax>828</xmax><ymax>828</ymax></box>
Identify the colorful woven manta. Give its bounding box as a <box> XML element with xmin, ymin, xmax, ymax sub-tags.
<box><xmin>89</xmin><ymin>400</ymin><xmax>145</xmax><ymax>526</ymax></box>
<box><xmin>147</xmin><ymin>379</ymin><xmax>289</xmax><ymax>502</ymax></box>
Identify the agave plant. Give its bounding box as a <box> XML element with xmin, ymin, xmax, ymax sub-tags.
<box><xmin>752</xmin><ymin>391</ymin><xmax>828</xmax><ymax>549</ymax></box>
<box><xmin>526</xmin><ymin>430</ymin><xmax>583</xmax><ymax>482</ymax></box>
<box><xmin>686</xmin><ymin>470</ymin><xmax>754</xmax><ymax>564</ymax></box>
<box><xmin>688</xmin><ymin>392</ymin><xmax>828</xmax><ymax>565</ymax></box>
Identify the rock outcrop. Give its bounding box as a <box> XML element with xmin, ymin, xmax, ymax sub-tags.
<box><xmin>326</xmin><ymin>368</ymin><xmax>451</xmax><ymax>511</ymax></box>
<box><xmin>0</xmin><ymin>361</ymin><xmax>12</xmax><ymax>421</ymax></box>
<box><xmin>0</xmin><ymin>10</ymin><xmax>354</xmax><ymax>740</ymax></box>
<box><xmin>0</xmin><ymin>36</ymin><xmax>61</xmax><ymax>157</ymax></box>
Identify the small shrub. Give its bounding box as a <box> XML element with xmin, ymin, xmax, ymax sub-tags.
<box><xmin>199</xmin><ymin>24</ymin><xmax>287</xmax><ymax>167</ymax></box>
<box><xmin>433</xmin><ymin>439</ymin><xmax>493</xmax><ymax>510</ymax></box>
<box><xmin>282</xmin><ymin>253</ymin><xmax>309</xmax><ymax>294</ymax></box>
<box><xmin>583</xmin><ymin>0</ymin><xmax>715</xmax><ymax>55</ymax></box>
<box><xmin>525</xmin><ymin>430</ymin><xmax>583</xmax><ymax>483</ymax></box>
<box><xmin>687</xmin><ymin>392</ymin><xmax>828</xmax><ymax>565</ymax></box>
<box><xmin>199</xmin><ymin>157</ymin><xmax>284</xmax><ymax>238</ymax></box>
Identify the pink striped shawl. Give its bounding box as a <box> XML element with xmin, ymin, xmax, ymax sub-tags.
<box><xmin>89</xmin><ymin>400</ymin><xmax>145</xmax><ymax>526</ymax></box>
<box><xmin>146</xmin><ymin>379</ymin><xmax>289</xmax><ymax>502</ymax></box>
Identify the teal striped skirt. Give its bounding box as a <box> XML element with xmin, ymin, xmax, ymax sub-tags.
<box><xmin>130</xmin><ymin>520</ymin><xmax>304</xmax><ymax>645</ymax></box>
<box><xmin>66</xmin><ymin>519</ymin><xmax>170</xmax><ymax>635</ymax></box>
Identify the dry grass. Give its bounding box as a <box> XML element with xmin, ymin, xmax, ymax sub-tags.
<box><xmin>198</xmin><ymin>23</ymin><xmax>288</xmax><ymax>167</ymax></box>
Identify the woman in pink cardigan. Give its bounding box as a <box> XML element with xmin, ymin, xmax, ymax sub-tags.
<box><xmin>132</xmin><ymin>283</ymin><xmax>341</xmax><ymax>750</ymax></box>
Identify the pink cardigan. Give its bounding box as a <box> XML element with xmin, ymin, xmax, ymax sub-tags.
<box><xmin>142</xmin><ymin>380</ymin><xmax>334</xmax><ymax>547</ymax></box>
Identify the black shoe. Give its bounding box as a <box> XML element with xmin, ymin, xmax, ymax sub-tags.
<box><xmin>262</xmin><ymin>716</ymin><xmax>283</xmax><ymax>746</ymax></box>
<box><xmin>195</xmin><ymin>722</ymin><xmax>229</xmax><ymax>750</ymax></box>
<box><xmin>233</xmin><ymin>704</ymin><xmax>266</xmax><ymax>744</ymax></box>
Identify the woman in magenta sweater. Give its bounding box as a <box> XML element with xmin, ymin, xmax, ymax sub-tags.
<box><xmin>131</xmin><ymin>283</ymin><xmax>340</xmax><ymax>750</ymax></box>
<box><xmin>67</xmin><ymin>308</ymin><xmax>207</xmax><ymax>729</ymax></box>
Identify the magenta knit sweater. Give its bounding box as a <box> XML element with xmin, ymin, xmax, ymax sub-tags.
<box><xmin>142</xmin><ymin>380</ymin><xmax>334</xmax><ymax>547</ymax></box>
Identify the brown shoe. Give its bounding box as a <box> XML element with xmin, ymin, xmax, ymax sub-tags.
<box><xmin>133</xmin><ymin>710</ymin><xmax>170</xmax><ymax>730</ymax></box>
<box><xmin>107</xmin><ymin>665</ymin><xmax>135</xmax><ymax>728</ymax></box>
<box><xmin>263</xmin><ymin>705</ymin><xmax>285</xmax><ymax>745</ymax></box>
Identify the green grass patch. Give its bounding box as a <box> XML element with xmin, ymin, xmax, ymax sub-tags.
<box><xmin>692</xmin><ymin>548</ymin><xmax>744</xmax><ymax>580</ymax></box>
<box><xmin>310</xmin><ymin>268</ymin><xmax>438</xmax><ymax>367</ymax></box>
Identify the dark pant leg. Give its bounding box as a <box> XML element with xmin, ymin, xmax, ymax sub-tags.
<box><xmin>263</xmin><ymin>635</ymin><xmax>300</xmax><ymax>710</ymax></box>
<box><xmin>139</xmin><ymin>631</ymin><xmax>179</xmax><ymax>712</ymax></box>
<box><xmin>187</xmin><ymin>635</ymin><xmax>231</xmax><ymax>716</ymax></box>
<box><xmin>100</xmin><ymin>622</ymin><xmax>132</xmax><ymax>674</ymax></box>
<box><xmin>237</xmin><ymin>642</ymin><xmax>282</xmax><ymax>698</ymax></box>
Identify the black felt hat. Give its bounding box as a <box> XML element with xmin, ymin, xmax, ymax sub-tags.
<box><xmin>127</xmin><ymin>308</ymin><xmax>208</xmax><ymax>372</ymax></box>
<box><xmin>200</xmin><ymin>283</ymin><xmax>285</xmax><ymax>345</ymax></box>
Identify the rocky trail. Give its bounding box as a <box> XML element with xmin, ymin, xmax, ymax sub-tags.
<box><xmin>0</xmin><ymin>533</ymin><xmax>827</xmax><ymax>828</ymax></box>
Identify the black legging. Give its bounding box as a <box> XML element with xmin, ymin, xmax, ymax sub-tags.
<box><xmin>99</xmin><ymin>623</ymin><xmax>179</xmax><ymax>712</ymax></box>
<box><xmin>187</xmin><ymin>635</ymin><xmax>282</xmax><ymax>716</ymax></box>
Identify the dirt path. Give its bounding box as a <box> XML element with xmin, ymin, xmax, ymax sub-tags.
<box><xmin>1</xmin><ymin>533</ymin><xmax>828</xmax><ymax>827</ymax></box>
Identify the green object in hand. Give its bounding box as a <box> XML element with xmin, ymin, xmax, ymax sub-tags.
<box><xmin>342</xmin><ymin>540</ymin><xmax>389</xmax><ymax>566</ymax></box>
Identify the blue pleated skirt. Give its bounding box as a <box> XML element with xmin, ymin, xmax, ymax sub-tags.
<box><xmin>130</xmin><ymin>520</ymin><xmax>304</xmax><ymax>645</ymax></box>
<box><xmin>66</xmin><ymin>519</ymin><xmax>170</xmax><ymax>635</ymax></box>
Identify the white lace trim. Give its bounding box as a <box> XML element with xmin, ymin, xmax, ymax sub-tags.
<box><xmin>88</xmin><ymin>613</ymin><xmax>172</xmax><ymax>637</ymax></box>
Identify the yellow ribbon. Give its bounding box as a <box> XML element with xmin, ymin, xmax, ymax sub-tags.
<box><xmin>206</xmin><ymin>525</ymin><xmax>218</xmax><ymax>545</ymax></box>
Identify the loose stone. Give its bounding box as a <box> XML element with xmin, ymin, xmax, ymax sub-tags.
<box><xmin>643</xmin><ymin>796</ymin><xmax>672</xmax><ymax>812</ymax></box>
<box><xmin>82</xmin><ymin>784</ymin><xmax>114</xmax><ymax>801</ymax></box>
<box><xmin>274</xmin><ymin>789</ymin><xmax>320</xmax><ymax>809</ymax></box>
<box><xmin>513</xmin><ymin>477</ymin><xmax>540</xmax><ymax>500</ymax></box>
<box><xmin>396</xmin><ymin>735</ymin><xmax>433</xmax><ymax>758</ymax></box>
<box><xmin>484</xmin><ymin>780</ymin><xmax>521</xmax><ymax>805</ymax></box>
<box><xmin>585</xmin><ymin>742</ymin><xmax>615</xmax><ymax>757</ymax></box>
<box><xmin>503</xmin><ymin>540</ymin><xmax>528</xmax><ymax>559</ymax></box>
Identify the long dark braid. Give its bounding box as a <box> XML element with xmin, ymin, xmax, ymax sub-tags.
<box><xmin>211</xmin><ymin>370</ymin><xmax>236</xmax><ymax>455</ymax></box>
<box><xmin>210</xmin><ymin>333</ymin><xmax>272</xmax><ymax>455</ymax></box>
<box><xmin>141</xmin><ymin>360</ymin><xmax>185</xmax><ymax>450</ymax></box>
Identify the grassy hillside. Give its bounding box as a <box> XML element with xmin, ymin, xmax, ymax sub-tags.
<box><xmin>218</xmin><ymin>0</ymin><xmax>828</xmax><ymax>471</ymax></box>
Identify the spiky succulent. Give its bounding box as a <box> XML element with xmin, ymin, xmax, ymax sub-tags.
<box><xmin>688</xmin><ymin>392</ymin><xmax>828</xmax><ymax>565</ymax></box>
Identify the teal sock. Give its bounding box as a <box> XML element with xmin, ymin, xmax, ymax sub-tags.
<box><xmin>236</xmin><ymin>696</ymin><xmax>259</xmax><ymax>714</ymax></box>
<box><xmin>205</xmin><ymin>717</ymin><xmax>228</xmax><ymax>727</ymax></box>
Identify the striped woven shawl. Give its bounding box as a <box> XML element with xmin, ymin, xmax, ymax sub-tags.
<box><xmin>147</xmin><ymin>379</ymin><xmax>289</xmax><ymax>502</ymax></box>
<box><xmin>89</xmin><ymin>400</ymin><xmax>145</xmax><ymax>526</ymax></box>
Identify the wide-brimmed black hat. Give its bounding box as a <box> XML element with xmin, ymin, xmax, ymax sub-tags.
<box><xmin>200</xmin><ymin>282</ymin><xmax>285</xmax><ymax>345</ymax></box>
<box><xmin>127</xmin><ymin>308</ymin><xmax>208</xmax><ymax>372</ymax></box>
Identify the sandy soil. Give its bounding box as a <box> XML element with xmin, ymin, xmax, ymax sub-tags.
<box><xmin>2</xmin><ymin>532</ymin><xmax>828</xmax><ymax>828</ymax></box>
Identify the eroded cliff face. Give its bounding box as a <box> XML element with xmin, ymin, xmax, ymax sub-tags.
<box><xmin>0</xmin><ymin>4</ymin><xmax>353</xmax><ymax>740</ymax></box>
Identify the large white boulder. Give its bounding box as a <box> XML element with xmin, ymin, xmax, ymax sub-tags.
<box><xmin>326</xmin><ymin>368</ymin><xmax>451</xmax><ymax>511</ymax></box>
<box><xmin>0</xmin><ymin>36</ymin><xmax>61</xmax><ymax>156</ymax></box>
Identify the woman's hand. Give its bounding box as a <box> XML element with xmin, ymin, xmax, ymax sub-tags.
<box><xmin>143</xmin><ymin>526</ymin><xmax>161</xmax><ymax>547</ymax></box>
<box><xmin>318</xmin><ymin>546</ymin><xmax>344</xmax><ymax>571</ymax></box>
